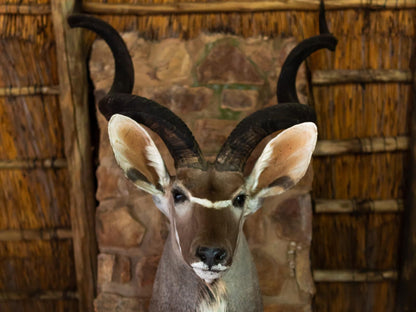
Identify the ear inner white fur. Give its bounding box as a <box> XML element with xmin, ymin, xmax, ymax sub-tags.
<box><xmin>245</xmin><ymin>122</ymin><xmax>317</xmax><ymax>199</ymax></box>
<box><xmin>108</xmin><ymin>114</ymin><xmax>170</xmax><ymax>195</ymax></box>
<box><xmin>145</xmin><ymin>143</ymin><xmax>170</xmax><ymax>188</ymax></box>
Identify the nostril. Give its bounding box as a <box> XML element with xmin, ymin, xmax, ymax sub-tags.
<box><xmin>196</xmin><ymin>246</ymin><xmax>227</xmax><ymax>268</ymax></box>
<box><xmin>213</xmin><ymin>249</ymin><xmax>227</xmax><ymax>263</ymax></box>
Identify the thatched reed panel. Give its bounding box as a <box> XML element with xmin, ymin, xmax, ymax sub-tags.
<box><xmin>0</xmin><ymin>0</ymin><xmax>50</xmax><ymax>4</ymax></box>
<box><xmin>314</xmin><ymin>84</ymin><xmax>411</xmax><ymax>140</ymax></box>
<box><xmin>86</xmin><ymin>11</ymin><xmax>320</xmax><ymax>40</ymax></box>
<box><xmin>312</xmin><ymin>214</ymin><xmax>401</xmax><ymax>269</ymax></box>
<box><xmin>0</xmin><ymin>3</ymin><xmax>83</xmax><ymax>311</ymax></box>
<box><xmin>313</xmin><ymin>153</ymin><xmax>406</xmax><ymax>199</ymax></box>
<box><xmin>307</xmin><ymin>5</ymin><xmax>414</xmax><ymax>311</ymax></box>
<box><xmin>0</xmin><ymin>240</ymin><xmax>76</xmax><ymax>291</ymax></box>
<box><xmin>0</xmin><ymin>39</ymin><xmax>57</xmax><ymax>87</ymax></box>
<box><xmin>0</xmin><ymin>169</ymin><xmax>69</xmax><ymax>229</ymax></box>
<box><xmin>315</xmin><ymin>282</ymin><xmax>396</xmax><ymax>312</ymax></box>
<box><xmin>308</xmin><ymin>9</ymin><xmax>415</xmax><ymax>70</ymax></box>
<box><xmin>0</xmin><ymin>300</ymin><xmax>78</xmax><ymax>312</ymax></box>
<box><xmin>0</xmin><ymin>96</ymin><xmax>65</xmax><ymax>160</ymax></box>
<box><xmin>0</xmin><ymin>15</ymin><xmax>56</xmax><ymax>67</ymax></box>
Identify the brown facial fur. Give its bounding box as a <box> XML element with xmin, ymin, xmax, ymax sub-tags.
<box><xmin>172</xmin><ymin>166</ymin><xmax>245</xmax><ymax>265</ymax></box>
<box><xmin>176</xmin><ymin>166</ymin><xmax>245</xmax><ymax>201</ymax></box>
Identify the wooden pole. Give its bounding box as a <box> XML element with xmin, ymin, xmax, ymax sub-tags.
<box><xmin>314</xmin><ymin>136</ymin><xmax>409</xmax><ymax>156</ymax></box>
<box><xmin>396</xmin><ymin>39</ymin><xmax>416</xmax><ymax>312</ymax></box>
<box><xmin>314</xmin><ymin>199</ymin><xmax>403</xmax><ymax>213</ymax></box>
<box><xmin>0</xmin><ymin>86</ymin><xmax>60</xmax><ymax>96</ymax></box>
<box><xmin>82</xmin><ymin>0</ymin><xmax>416</xmax><ymax>15</ymax></box>
<box><xmin>0</xmin><ymin>4</ymin><xmax>51</xmax><ymax>14</ymax></box>
<box><xmin>312</xmin><ymin>69</ymin><xmax>412</xmax><ymax>85</ymax></box>
<box><xmin>51</xmin><ymin>1</ymin><xmax>97</xmax><ymax>311</ymax></box>
<box><xmin>0</xmin><ymin>229</ymin><xmax>72</xmax><ymax>241</ymax></box>
<box><xmin>0</xmin><ymin>158</ymin><xmax>66</xmax><ymax>169</ymax></box>
<box><xmin>0</xmin><ymin>291</ymin><xmax>78</xmax><ymax>301</ymax></box>
<box><xmin>313</xmin><ymin>270</ymin><xmax>398</xmax><ymax>282</ymax></box>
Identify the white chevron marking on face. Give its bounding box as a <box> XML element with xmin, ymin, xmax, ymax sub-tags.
<box><xmin>189</xmin><ymin>196</ymin><xmax>231</xmax><ymax>209</ymax></box>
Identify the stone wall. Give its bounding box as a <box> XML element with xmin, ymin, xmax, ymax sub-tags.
<box><xmin>89</xmin><ymin>32</ymin><xmax>314</xmax><ymax>312</ymax></box>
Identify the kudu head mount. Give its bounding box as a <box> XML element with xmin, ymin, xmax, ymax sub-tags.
<box><xmin>69</xmin><ymin>2</ymin><xmax>337</xmax><ymax>309</ymax></box>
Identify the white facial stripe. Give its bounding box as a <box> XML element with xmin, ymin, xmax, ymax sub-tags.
<box><xmin>174</xmin><ymin>226</ymin><xmax>182</xmax><ymax>254</ymax></box>
<box><xmin>190</xmin><ymin>196</ymin><xmax>231</xmax><ymax>209</ymax></box>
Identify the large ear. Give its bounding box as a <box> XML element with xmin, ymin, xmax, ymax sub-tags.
<box><xmin>245</xmin><ymin>122</ymin><xmax>317</xmax><ymax>202</ymax></box>
<box><xmin>108</xmin><ymin>114</ymin><xmax>170</xmax><ymax>196</ymax></box>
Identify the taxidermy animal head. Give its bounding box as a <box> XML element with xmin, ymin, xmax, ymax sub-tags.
<box><xmin>69</xmin><ymin>2</ymin><xmax>336</xmax><ymax>310</ymax></box>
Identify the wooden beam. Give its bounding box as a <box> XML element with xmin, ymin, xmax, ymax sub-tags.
<box><xmin>0</xmin><ymin>158</ymin><xmax>66</xmax><ymax>170</ymax></box>
<box><xmin>0</xmin><ymin>228</ymin><xmax>72</xmax><ymax>241</ymax></box>
<box><xmin>0</xmin><ymin>86</ymin><xmax>60</xmax><ymax>97</ymax></box>
<box><xmin>396</xmin><ymin>41</ymin><xmax>416</xmax><ymax>312</ymax></box>
<box><xmin>314</xmin><ymin>199</ymin><xmax>403</xmax><ymax>213</ymax></box>
<box><xmin>0</xmin><ymin>290</ymin><xmax>78</xmax><ymax>301</ymax></box>
<box><xmin>82</xmin><ymin>0</ymin><xmax>416</xmax><ymax>15</ymax></box>
<box><xmin>51</xmin><ymin>1</ymin><xmax>97</xmax><ymax>312</ymax></box>
<box><xmin>0</xmin><ymin>4</ymin><xmax>51</xmax><ymax>15</ymax></box>
<box><xmin>314</xmin><ymin>136</ymin><xmax>409</xmax><ymax>156</ymax></box>
<box><xmin>312</xmin><ymin>69</ymin><xmax>413</xmax><ymax>85</ymax></box>
<box><xmin>313</xmin><ymin>270</ymin><xmax>398</xmax><ymax>282</ymax></box>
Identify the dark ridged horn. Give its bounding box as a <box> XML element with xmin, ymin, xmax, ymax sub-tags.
<box><xmin>99</xmin><ymin>93</ymin><xmax>206</xmax><ymax>170</ymax></box>
<box><xmin>319</xmin><ymin>0</ymin><xmax>331</xmax><ymax>35</ymax></box>
<box><xmin>68</xmin><ymin>15</ymin><xmax>205</xmax><ymax>169</ymax></box>
<box><xmin>277</xmin><ymin>0</ymin><xmax>337</xmax><ymax>104</ymax></box>
<box><xmin>215</xmin><ymin>103</ymin><xmax>316</xmax><ymax>172</ymax></box>
<box><xmin>68</xmin><ymin>14</ymin><xmax>134</xmax><ymax>94</ymax></box>
<box><xmin>276</xmin><ymin>35</ymin><xmax>337</xmax><ymax>104</ymax></box>
<box><xmin>216</xmin><ymin>0</ymin><xmax>337</xmax><ymax>172</ymax></box>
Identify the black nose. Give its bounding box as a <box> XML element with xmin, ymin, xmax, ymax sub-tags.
<box><xmin>196</xmin><ymin>246</ymin><xmax>227</xmax><ymax>269</ymax></box>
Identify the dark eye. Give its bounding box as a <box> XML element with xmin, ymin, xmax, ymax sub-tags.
<box><xmin>172</xmin><ymin>189</ymin><xmax>188</xmax><ymax>204</ymax></box>
<box><xmin>232</xmin><ymin>194</ymin><xmax>246</xmax><ymax>208</ymax></box>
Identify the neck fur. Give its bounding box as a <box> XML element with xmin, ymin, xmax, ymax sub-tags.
<box><xmin>198</xmin><ymin>280</ymin><xmax>228</xmax><ymax>312</ymax></box>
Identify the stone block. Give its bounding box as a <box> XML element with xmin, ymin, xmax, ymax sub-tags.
<box><xmin>251</xmin><ymin>247</ymin><xmax>286</xmax><ymax>296</ymax></box>
<box><xmin>263</xmin><ymin>303</ymin><xmax>310</xmax><ymax>312</ymax></box>
<box><xmin>112</xmin><ymin>254</ymin><xmax>132</xmax><ymax>284</ymax></box>
<box><xmin>271</xmin><ymin>194</ymin><xmax>313</xmax><ymax>244</ymax></box>
<box><xmin>94</xmin><ymin>292</ymin><xmax>149</xmax><ymax>312</ymax></box>
<box><xmin>142</xmin><ymin>86</ymin><xmax>213</xmax><ymax>114</ymax></box>
<box><xmin>185</xmin><ymin>33</ymin><xmax>224</xmax><ymax>65</ymax></box>
<box><xmin>97</xmin><ymin>206</ymin><xmax>146</xmax><ymax>249</ymax></box>
<box><xmin>221</xmin><ymin>89</ymin><xmax>258</xmax><ymax>111</ymax></box>
<box><xmin>97</xmin><ymin>253</ymin><xmax>115</xmax><ymax>293</ymax></box>
<box><xmin>149</xmin><ymin>38</ymin><xmax>192</xmax><ymax>84</ymax></box>
<box><xmin>243</xmin><ymin>38</ymin><xmax>274</xmax><ymax>73</ymax></box>
<box><xmin>193</xmin><ymin>119</ymin><xmax>238</xmax><ymax>155</ymax></box>
<box><xmin>295</xmin><ymin>246</ymin><xmax>315</xmax><ymax>296</ymax></box>
<box><xmin>128</xmin><ymin>195</ymin><xmax>169</xmax><ymax>254</ymax></box>
<box><xmin>197</xmin><ymin>42</ymin><xmax>263</xmax><ymax>85</ymax></box>
<box><xmin>172</xmin><ymin>86</ymin><xmax>214</xmax><ymax>113</ymax></box>
<box><xmin>277</xmin><ymin>278</ymin><xmax>311</xmax><ymax>304</ymax></box>
<box><xmin>96</xmin><ymin>160</ymin><xmax>139</xmax><ymax>201</ymax></box>
<box><xmin>135</xmin><ymin>255</ymin><xmax>161</xmax><ymax>291</ymax></box>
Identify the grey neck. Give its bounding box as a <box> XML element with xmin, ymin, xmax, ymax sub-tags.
<box><xmin>149</xmin><ymin>233</ymin><xmax>263</xmax><ymax>312</ymax></box>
